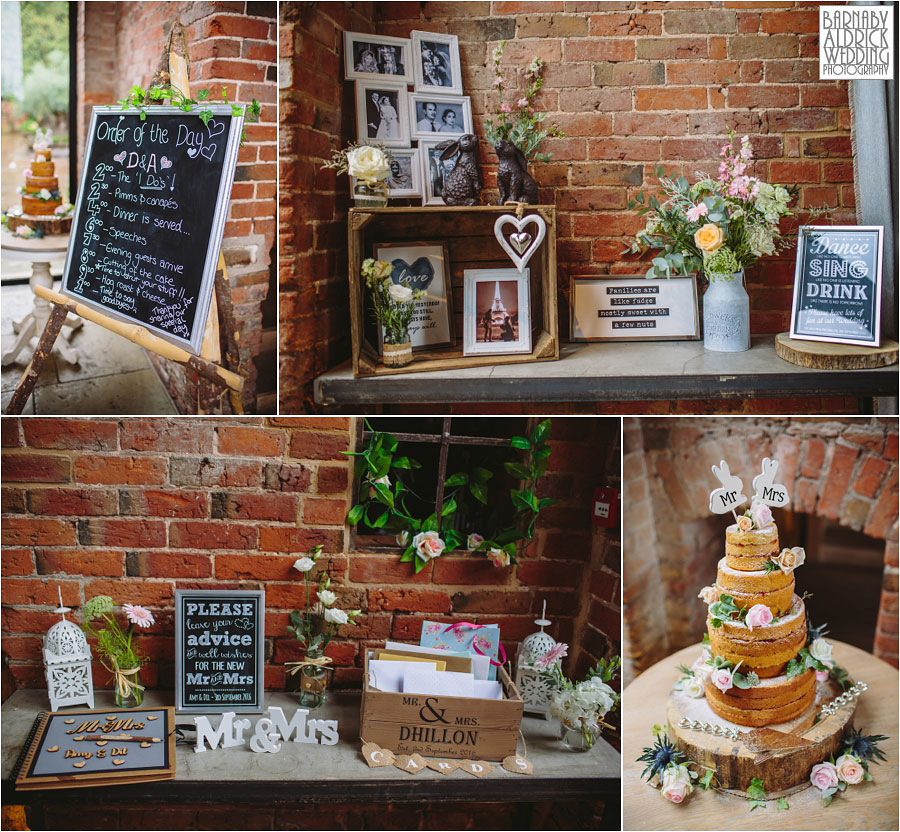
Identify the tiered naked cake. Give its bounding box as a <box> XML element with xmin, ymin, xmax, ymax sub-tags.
<box><xmin>7</xmin><ymin>128</ymin><xmax>72</xmax><ymax>236</ymax></box>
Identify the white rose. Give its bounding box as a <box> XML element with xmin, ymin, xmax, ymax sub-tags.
<box><xmin>324</xmin><ymin>607</ymin><xmax>349</xmax><ymax>625</ymax></box>
<box><xmin>690</xmin><ymin>654</ymin><xmax>713</xmax><ymax>682</ymax></box>
<box><xmin>697</xmin><ymin>585</ymin><xmax>717</xmax><ymax>606</ymax></box>
<box><xmin>679</xmin><ymin>675</ymin><xmax>705</xmax><ymax>698</ymax></box>
<box><xmin>292</xmin><ymin>557</ymin><xmax>315</xmax><ymax>573</ymax></box>
<box><xmin>374</xmin><ymin>475</ymin><xmax>390</xmax><ymax>487</ymax></box>
<box><xmin>660</xmin><ymin>764</ymin><xmax>693</xmax><ymax>803</ymax></box>
<box><xmin>412</xmin><ymin>530</ymin><xmax>445</xmax><ymax>562</ymax></box>
<box><xmin>39</xmin><ymin>188</ymin><xmax>51</xmax><ymax>199</ymax></box>
<box><xmin>809</xmin><ymin>637</ymin><xmax>833</xmax><ymax>665</ymax></box>
<box><xmin>317</xmin><ymin>589</ymin><xmax>337</xmax><ymax>607</ymax></box>
<box><xmin>347</xmin><ymin>145</ymin><xmax>389</xmax><ymax>183</ymax></box>
<box><xmin>388</xmin><ymin>283</ymin><xmax>414</xmax><ymax>303</ymax></box>
<box><xmin>487</xmin><ymin>547</ymin><xmax>511</xmax><ymax>567</ymax></box>
<box><xmin>776</xmin><ymin>546</ymin><xmax>805</xmax><ymax>574</ymax></box>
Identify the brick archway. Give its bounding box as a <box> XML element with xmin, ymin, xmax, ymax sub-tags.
<box><xmin>623</xmin><ymin>417</ymin><xmax>898</xmax><ymax>684</ymax></box>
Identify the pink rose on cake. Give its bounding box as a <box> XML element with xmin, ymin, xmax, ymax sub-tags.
<box><xmin>815</xmin><ymin>669</ymin><xmax>830</xmax><ymax>682</ymax></box>
<box><xmin>749</xmin><ymin>498</ymin><xmax>773</xmax><ymax>529</ymax></box>
<box><xmin>737</xmin><ymin>515</ymin><xmax>753</xmax><ymax>532</ymax></box>
<box><xmin>660</xmin><ymin>763</ymin><xmax>694</xmax><ymax>803</ymax></box>
<box><xmin>835</xmin><ymin>753</ymin><xmax>865</xmax><ymax>785</ymax></box>
<box><xmin>810</xmin><ymin>761</ymin><xmax>839</xmax><ymax>791</ymax></box>
<box><xmin>412</xmin><ymin>530</ymin><xmax>445</xmax><ymax>562</ymax></box>
<box><xmin>775</xmin><ymin>546</ymin><xmax>805</xmax><ymax>574</ymax></box>
<box><xmin>697</xmin><ymin>585</ymin><xmax>717</xmax><ymax>606</ymax></box>
<box><xmin>710</xmin><ymin>666</ymin><xmax>735</xmax><ymax>693</ymax></box>
<box><xmin>744</xmin><ymin>603</ymin><xmax>773</xmax><ymax>631</ymax></box>
<box><xmin>690</xmin><ymin>653</ymin><xmax>713</xmax><ymax>682</ymax></box>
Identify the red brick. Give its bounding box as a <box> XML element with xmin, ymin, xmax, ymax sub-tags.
<box><xmin>218</xmin><ymin>425</ymin><xmax>286</xmax><ymax>457</ymax></box>
<box><xmin>2</xmin><ymin>453</ymin><xmax>71</xmax><ymax>483</ymax></box>
<box><xmin>2</xmin><ymin>517</ymin><xmax>77</xmax><ymax>546</ymax></box>
<box><xmin>80</xmin><ymin>518</ymin><xmax>167</xmax><ymax>548</ymax></box>
<box><xmin>801</xmin><ymin>83</ymin><xmax>848</xmax><ymax>108</ymax></box>
<box><xmin>635</xmin><ymin>88</ymin><xmax>707</xmax><ymax>111</ymax></box>
<box><xmin>761</xmin><ymin>9</ymin><xmax>818</xmax><ymax>34</ymax></box>
<box><xmin>84</xmin><ymin>579</ymin><xmax>173</xmax><ymax>607</ymax></box>
<box><xmin>369</xmin><ymin>588</ymin><xmax>452</xmax><ymax>614</ymax></box>
<box><xmin>216</xmin><ymin>554</ymin><xmax>298</xmax><ymax>581</ymax></box>
<box><xmin>2</xmin><ymin>635</ymin><xmax>42</xmax><ymax>660</ymax></box>
<box><xmin>450</xmin><ymin>588</ymin><xmax>533</xmax><ymax>614</ymax></box>
<box><xmin>1</xmin><ymin>608</ymin><xmax>62</xmax><ymax>633</ymax></box>
<box><xmin>258</xmin><ymin>526</ymin><xmax>342</xmax><ymax>553</ymax></box>
<box><xmin>120</xmin><ymin>488</ymin><xmax>209</xmax><ymax>518</ymax></box>
<box><xmin>120</xmin><ymin>420</ymin><xmax>215</xmax><ymax>453</ymax></box>
<box><xmin>74</xmin><ymin>455</ymin><xmax>166</xmax><ymax>485</ymax></box>
<box><xmin>204</xmin><ymin>14</ymin><xmax>270</xmax><ymax>40</ymax></box>
<box><xmin>885</xmin><ymin>434</ymin><xmax>898</xmax><ymax>462</ymax></box>
<box><xmin>22</xmin><ymin>419</ymin><xmax>117</xmax><ymax>450</ymax></box>
<box><xmin>636</xmin><ymin>37</ymin><xmax>708</xmax><ymax>60</ymax></box>
<box><xmin>288</xmin><ymin>431</ymin><xmax>349</xmax><ymax>460</ymax></box>
<box><xmin>2</xmin><ymin>578</ymin><xmax>81</xmax><ymax>606</ymax></box>
<box><xmin>126</xmin><ymin>551</ymin><xmax>213</xmax><ymax>579</ymax></box>
<box><xmin>1</xmin><ymin>547</ymin><xmax>34</xmax><ymax>576</ymax></box>
<box><xmin>211</xmin><ymin>491</ymin><xmax>297</xmax><ymax>522</ymax></box>
<box><xmin>316</xmin><ymin>465</ymin><xmax>348</xmax><ymax>495</ymax></box>
<box><xmin>864</xmin><ymin>467</ymin><xmax>899</xmax><ymax>540</ymax></box>
<box><xmin>36</xmin><ymin>549</ymin><xmax>125</xmax><ymax>577</ymax></box>
<box><xmin>169</xmin><ymin>521</ymin><xmax>258</xmax><ymax>550</ymax></box>
<box><xmin>801</xmin><ymin>438</ymin><xmax>826</xmax><ymax>479</ymax></box>
<box><xmin>854</xmin><ymin>457</ymin><xmax>891</xmax><ymax>499</ymax></box>
<box><xmin>564</xmin><ymin>38</ymin><xmax>634</xmax><ymax>62</ymax></box>
<box><xmin>431</xmin><ymin>556</ymin><xmax>515</xmax><ymax>586</ymax></box>
<box><xmin>1</xmin><ymin>419</ymin><xmax>22</xmax><ymax>447</ymax></box>
<box><xmin>27</xmin><ymin>487</ymin><xmax>118</xmax><ymax>516</ymax></box>
<box><xmin>803</xmin><ymin>136</ymin><xmax>852</xmax><ymax>157</ymax></box>
<box><xmin>349</xmin><ymin>554</ymin><xmax>434</xmax><ymax>584</ymax></box>
<box><xmin>816</xmin><ymin>444</ymin><xmax>860</xmax><ymax>519</ymax></box>
<box><xmin>302</xmin><ymin>497</ymin><xmax>347</xmax><ymax>525</ymax></box>
<box><xmin>518</xmin><ymin>560</ymin><xmax>584</xmax><ymax>587</ymax></box>
<box><xmin>768</xmin><ymin>160</ymin><xmax>820</xmax><ymax>184</ymax></box>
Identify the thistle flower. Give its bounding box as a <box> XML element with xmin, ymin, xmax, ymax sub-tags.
<box><xmin>637</xmin><ymin>732</ymin><xmax>687</xmax><ymax>781</ymax></box>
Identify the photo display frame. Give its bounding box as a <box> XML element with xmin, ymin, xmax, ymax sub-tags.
<box><xmin>343</xmin><ymin>31</ymin><xmax>412</xmax><ymax>83</ymax></box>
<box><xmin>789</xmin><ymin>225</ymin><xmax>883</xmax><ymax>347</ymax></box>
<box><xmin>419</xmin><ymin>138</ymin><xmax>456</xmax><ymax>205</ymax></box>
<box><xmin>410</xmin><ymin>31</ymin><xmax>462</xmax><ymax>95</ymax></box>
<box><xmin>463</xmin><ymin>268</ymin><xmax>532</xmax><ymax>356</ymax></box>
<box><xmin>570</xmin><ymin>275</ymin><xmax>701</xmax><ymax>342</ymax></box>
<box><xmin>351</xmin><ymin>148</ymin><xmax>421</xmax><ymax>199</ymax></box>
<box><xmin>408</xmin><ymin>92</ymin><xmax>472</xmax><ymax>140</ymax></box>
<box><xmin>175</xmin><ymin>589</ymin><xmax>265</xmax><ymax>713</ymax></box>
<box><xmin>354</xmin><ymin>79</ymin><xmax>410</xmax><ymax>148</ymax></box>
<box><xmin>374</xmin><ymin>241</ymin><xmax>455</xmax><ymax>351</ymax></box>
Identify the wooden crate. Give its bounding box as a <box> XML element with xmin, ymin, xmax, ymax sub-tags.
<box><xmin>360</xmin><ymin>648</ymin><xmax>524</xmax><ymax>761</ymax></box>
<box><xmin>348</xmin><ymin>205</ymin><xmax>559</xmax><ymax>377</ymax></box>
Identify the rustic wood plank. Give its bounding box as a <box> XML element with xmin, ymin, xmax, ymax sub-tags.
<box><xmin>5</xmin><ymin>305</ymin><xmax>67</xmax><ymax>415</ymax></box>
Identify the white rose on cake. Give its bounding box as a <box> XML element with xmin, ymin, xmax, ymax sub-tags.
<box><xmin>775</xmin><ymin>546</ymin><xmax>805</xmax><ymax>574</ymax></box>
<box><xmin>809</xmin><ymin>636</ymin><xmax>834</xmax><ymax>666</ymax></box>
<box><xmin>679</xmin><ymin>675</ymin><xmax>705</xmax><ymax>698</ymax></box>
<box><xmin>697</xmin><ymin>585</ymin><xmax>717</xmax><ymax>606</ymax></box>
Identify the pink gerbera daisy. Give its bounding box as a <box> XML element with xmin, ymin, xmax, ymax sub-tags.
<box><xmin>123</xmin><ymin>603</ymin><xmax>155</xmax><ymax>629</ymax></box>
<box><xmin>533</xmin><ymin>641</ymin><xmax>568</xmax><ymax>671</ymax></box>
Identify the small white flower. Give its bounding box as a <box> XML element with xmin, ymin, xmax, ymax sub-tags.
<box><xmin>679</xmin><ymin>675</ymin><xmax>705</xmax><ymax>698</ymax></box>
<box><xmin>293</xmin><ymin>557</ymin><xmax>315</xmax><ymax>573</ymax></box>
<box><xmin>39</xmin><ymin>188</ymin><xmax>51</xmax><ymax>200</ymax></box>
<box><xmin>396</xmin><ymin>530</ymin><xmax>409</xmax><ymax>548</ymax></box>
<box><xmin>373</xmin><ymin>475</ymin><xmax>390</xmax><ymax>487</ymax></box>
<box><xmin>324</xmin><ymin>607</ymin><xmax>349</xmax><ymax>625</ymax></box>
<box><xmin>317</xmin><ymin>589</ymin><xmax>337</xmax><ymax>607</ymax></box>
<box><xmin>388</xmin><ymin>283</ymin><xmax>414</xmax><ymax>303</ymax></box>
<box><xmin>809</xmin><ymin>637</ymin><xmax>834</xmax><ymax>665</ymax></box>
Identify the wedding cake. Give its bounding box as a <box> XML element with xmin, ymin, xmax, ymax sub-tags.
<box><xmin>7</xmin><ymin>128</ymin><xmax>72</xmax><ymax>236</ymax></box>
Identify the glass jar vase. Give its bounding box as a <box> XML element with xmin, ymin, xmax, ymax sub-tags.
<box><xmin>382</xmin><ymin>328</ymin><xmax>413</xmax><ymax>367</ymax></box>
<box><xmin>559</xmin><ymin>720</ymin><xmax>601</xmax><ymax>752</ymax></box>
<box><xmin>702</xmin><ymin>270</ymin><xmax>750</xmax><ymax>352</ymax></box>
<box><xmin>114</xmin><ymin>666</ymin><xmax>144</xmax><ymax>708</ymax></box>
<box><xmin>353</xmin><ymin>181</ymin><xmax>388</xmax><ymax>208</ymax></box>
<box><xmin>298</xmin><ymin>648</ymin><xmax>329</xmax><ymax>709</ymax></box>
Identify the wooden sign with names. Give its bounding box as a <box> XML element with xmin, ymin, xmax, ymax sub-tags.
<box><xmin>751</xmin><ymin>457</ymin><xmax>790</xmax><ymax>508</ymax></box>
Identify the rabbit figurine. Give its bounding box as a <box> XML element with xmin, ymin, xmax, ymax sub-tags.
<box><xmin>709</xmin><ymin>460</ymin><xmax>748</xmax><ymax>514</ymax></box>
<box><xmin>752</xmin><ymin>458</ymin><xmax>790</xmax><ymax>507</ymax></box>
<box><xmin>494</xmin><ymin>139</ymin><xmax>539</xmax><ymax>205</ymax></box>
<box><xmin>437</xmin><ymin>134</ymin><xmax>482</xmax><ymax>206</ymax></box>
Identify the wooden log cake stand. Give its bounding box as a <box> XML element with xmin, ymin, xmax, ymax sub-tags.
<box><xmin>622</xmin><ymin>641</ymin><xmax>899</xmax><ymax>831</ymax></box>
<box><xmin>775</xmin><ymin>333</ymin><xmax>899</xmax><ymax>369</ymax></box>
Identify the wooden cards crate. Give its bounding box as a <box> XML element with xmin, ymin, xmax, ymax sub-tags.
<box><xmin>348</xmin><ymin>205</ymin><xmax>559</xmax><ymax>377</ymax></box>
<box><xmin>360</xmin><ymin>648</ymin><xmax>524</xmax><ymax>761</ymax></box>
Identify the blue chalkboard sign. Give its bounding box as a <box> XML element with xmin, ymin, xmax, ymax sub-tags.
<box><xmin>61</xmin><ymin>105</ymin><xmax>243</xmax><ymax>354</ymax></box>
<box><xmin>789</xmin><ymin>225</ymin><xmax>883</xmax><ymax>347</ymax></box>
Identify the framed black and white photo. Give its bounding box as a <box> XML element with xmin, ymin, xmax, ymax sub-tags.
<box><xmin>789</xmin><ymin>225</ymin><xmax>883</xmax><ymax>347</ymax></box>
<box><xmin>464</xmin><ymin>268</ymin><xmax>532</xmax><ymax>356</ymax></box>
<box><xmin>419</xmin><ymin>138</ymin><xmax>458</xmax><ymax>205</ymax></box>
<box><xmin>411</xmin><ymin>30</ymin><xmax>462</xmax><ymax>95</ymax></box>
<box><xmin>570</xmin><ymin>275</ymin><xmax>701</xmax><ymax>341</ymax></box>
<box><xmin>408</xmin><ymin>93</ymin><xmax>472</xmax><ymax>140</ymax></box>
<box><xmin>343</xmin><ymin>31</ymin><xmax>412</xmax><ymax>82</ymax></box>
<box><xmin>175</xmin><ymin>589</ymin><xmax>265</xmax><ymax>713</ymax></box>
<box><xmin>350</xmin><ymin>149</ymin><xmax>421</xmax><ymax>199</ymax></box>
<box><xmin>375</xmin><ymin>242</ymin><xmax>455</xmax><ymax>351</ymax></box>
<box><xmin>355</xmin><ymin>79</ymin><xmax>410</xmax><ymax>148</ymax></box>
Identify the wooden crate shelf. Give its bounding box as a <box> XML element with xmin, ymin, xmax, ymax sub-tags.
<box><xmin>348</xmin><ymin>205</ymin><xmax>559</xmax><ymax>377</ymax></box>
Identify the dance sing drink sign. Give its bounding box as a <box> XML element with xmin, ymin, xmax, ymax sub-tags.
<box><xmin>61</xmin><ymin>105</ymin><xmax>243</xmax><ymax>354</ymax></box>
<box><xmin>790</xmin><ymin>225</ymin><xmax>883</xmax><ymax>347</ymax></box>
<box><xmin>175</xmin><ymin>590</ymin><xmax>265</xmax><ymax>713</ymax></box>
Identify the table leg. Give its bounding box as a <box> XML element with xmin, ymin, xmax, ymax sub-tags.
<box><xmin>1</xmin><ymin>317</ymin><xmax>37</xmax><ymax>366</ymax></box>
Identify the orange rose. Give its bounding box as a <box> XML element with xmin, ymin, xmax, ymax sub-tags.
<box><xmin>694</xmin><ymin>223</ymin><xmax>724</xmax><ymax>253</ymax></box>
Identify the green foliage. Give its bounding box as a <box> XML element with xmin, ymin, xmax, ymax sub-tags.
<box><xmin>763</xmin><ymin>559</ymin><xmax>779</xmax><ymax>574</ymax></box>
<box><xmin>786</xmin><ymin>647</ymin><xmax>828</xmax><ymax>679</ymax></box>
<box><xmin>18</xmin><ymin>49</ymin><xmax>68</xmax><ymax>124</ymax></box>
<box><xmin>80</xmin><ymin>596</ymin><xmax>146</xmax><ymax>669</ymax></box>
<box><xmin>708</xmin><ymin>594</ymin><xmax>746</xmax><ymax>628</ymax></box>
<box><xmin>20</xmin><ymin>1</ymin><xmax>68</xmax><ymax>77</ymax></box>
<box><xmin>745</xmin><ymin>777</ymin><xmax>767</xmax><ymax>811</ymax></box>
<box><xmin>776</xmin><ymin>797</ymin><xmax>789</xmax><ymax>810</ymax></box>
<box><xmin>588</xmin><ymin>655</ymin><xmax>621</xmax><ymax>685</ymax></box>
<box><xmin>704</xmin><ymin>245</ymin><xmax>740</xmax><ymax>276</ymax></box>
<box><xmin>698</xmin><ymin>768</ymin><xmax>716</xmax><ymax>790</ymax></box>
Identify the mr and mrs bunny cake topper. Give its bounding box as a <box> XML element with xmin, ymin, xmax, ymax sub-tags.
<box><xmin>709</xmin><ymin>457</ymin><xmax>790</xmax><ymax>519</ymax></box>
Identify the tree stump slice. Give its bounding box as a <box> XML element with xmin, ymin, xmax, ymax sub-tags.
<box><xmin>666</xmin><ymin>679</ymin><xmax>857</xmax><ymax>793</ymax></box>
<box><xmin>775</xmin><ymin>333</ymin><xmax>899</xmax><ymax>368</ymax></box>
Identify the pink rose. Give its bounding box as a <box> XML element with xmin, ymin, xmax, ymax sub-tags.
<box><xmin>744</xmin><ymin>603</ymin><xmax>772</xmax><ymax>631</ymax></box>
<box><xmin>749</xmin><ymin>499</ymin><xmax>773</xmax><ymax>529</ymax></box>
<box><xmin>710</xmin><ymin>667</ymin><xmax>734</xmax><ymax>693</ymax></box>
<box><xmin>487</xmin><ymin>547</ymin><xmax>511</xmax><ymax>567</ymax></box>
<box><xmin>686</xmin><ymin>202</ymin><xmax>708</xmax><ymax>223</ymax></box>
<box><xmin>698</xmin><ymin>585</ymin><xmax>717</xmax><ymax>606</ymax></box>
<box><xmin>690</xmin><ymin>654</ymin><xmax>712</xmax><ymax>682</ymax></box>
<box><xmin>835</xmin><ymin>754</ymin><xmax>864</xmax><ymax>785</ymax></box>
<box><xmin>815</xmin><ymin>669</ymin><xmax>830</xmax><ymax>682</ymax></box>
<box><xmin>467</xmin><ymin>533</ymin><xmax>484</xmax><ymax>550</ymax></box>
<box><xmin>412</xmin><ymin>531</ymin><xmax>445</xmax><ymax>562</ymax></box>
<box><xmin>810</xmin><ymin>761</ymin><xmax>839</xmax><ymax>791</ymax></box>
<box><xmin>660</xmin><ymin>764</ymin><xmax>693</xmax><ymax>804</ymax></box>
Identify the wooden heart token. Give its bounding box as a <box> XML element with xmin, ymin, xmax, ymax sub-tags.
<box><xmin>459</xmin><ymin>759</ymin><xmax>494</xmax><ymax>778</ymax></box>
<box><xmin>361</xmin><ymin>741</ymin><xmax>395</xmax><ymax>768</ymax></box>
<box><xmin>393</xmin><ymin>753</ymin><xmax>427</xmax><ymax>774</ymax></box>
<box><xmin>72</xmin><ymin>735</ymin><xmax>84</xmax><ymax>742</ymax></box>
<box><xmin>426</xmin><ymin>759</ymin><xmax>459</xmax><ymax>776</ymax></box>
<box><xmin>95</xmin><ymin>741</ymin><xmax>107</xmax><ymax>747</ymax></box>
<box><xmin>140</xmin><ymin>742</ymin><xmax>151</xmax><ymax>748</ymax></box>
<box><xmin>66</xmin><ymin>730</ymin><xmax>75</xmax><ymax>734</ymax></box>
<box><xmin>71</xmin><ymin>761</ymin><xmax>86</xmax><ymax>768</ymax></box>
<box><xmin>146</xmin><ymin>715</ymin><xmax>158</xmax><ymax>720</ymax></box>
<box><xmin>47</xmin><ymin>746</ymin><xmax>59</xmax><ymax>752</ymax></box>
<box><xmin>112</xmin><ymin>758</ymin><xmax>126</xmax><ymax>765</ymax></box>
<box><xmin>64</xmin><ymin>719</ymin><xmax>75</xmax><ymax>724</ymax></box>
<box><xmin>502</xmin><ymin>755</ymin><xmax>534</xmax><ymax>775</ymax></box>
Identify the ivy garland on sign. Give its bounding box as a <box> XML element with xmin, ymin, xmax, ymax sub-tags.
<box><xmin>344</xmin><ymin>420</ymin><xmax>560</xmax><ymax>572</ymax></box>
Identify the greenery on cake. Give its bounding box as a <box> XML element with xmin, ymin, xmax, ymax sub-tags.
<box><xmin>707</xmin><ymin>593</ymin><xmax>747</xmax><ymax>629</ymax></box>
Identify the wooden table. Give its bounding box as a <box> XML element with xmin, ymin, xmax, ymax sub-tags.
<box><xmin>622</xmin><ymin>641</ymin><xmax>899</xmax><ymax>830</ymax></box>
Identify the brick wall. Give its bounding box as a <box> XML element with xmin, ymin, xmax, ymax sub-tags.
<box><xmin>1</xmin><ymin>416</ymin><xmax>619</xmax><ymax>698</ymax></box>
<box><xmin>278</xmin><ymin>0</ymin><xmax>864</xmax><ymax>414</ymax></box>
<box><xmin>622</xmin><ymin>416</ymin><xmax>898</xmax><ymax>684</ymax></box>
<box><xmin>77</xmin><ymin>1</ymin><xmax>277</xmax><ymax>413</ymax></box>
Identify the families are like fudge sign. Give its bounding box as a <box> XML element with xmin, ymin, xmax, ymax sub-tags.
<box><xmin>175</xmin><ymin>590</ymin><xmax>265</xmax><ymax>713</ymax></box>
<box><xmin>61</xmin><ymin>105</ymin><xmax>243</xmax><ymax>354</ymax></box>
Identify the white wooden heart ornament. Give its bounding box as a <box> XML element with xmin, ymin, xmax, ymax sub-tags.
<box><xmin>494</xmin><ymin>213</ymin><xmax>546</xmax><ymax>274</ymax></box>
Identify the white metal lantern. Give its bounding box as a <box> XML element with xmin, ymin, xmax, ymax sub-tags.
<box><xmin>515</xmin><ymin>600</ymin><xmax>558</xmax><ymax>720</ymax></box>
<box><xmin>43</xmin><ymin>587</ymin><xmax>95</xmax><ymax>711</ymax></box>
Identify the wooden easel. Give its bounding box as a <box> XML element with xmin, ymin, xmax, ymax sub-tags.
<box><xmin>5</xmin><ymin>22</ymin><xmax>246</xmax><ymax>415</ymax></box>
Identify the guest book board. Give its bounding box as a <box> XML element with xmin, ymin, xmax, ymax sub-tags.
<box><xmin>13</xmin><ymin>707</ymin><xmax>175</xmax><ymax>790</ymax></box>
<box><xmin>59</xmin><ymin>105</ymin><xmax>243</xmax><ymax>354</ymax></box>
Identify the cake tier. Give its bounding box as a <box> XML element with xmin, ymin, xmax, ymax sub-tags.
<box><xmin>708</xmin><ymin>607</ymin><xmax>806</xmax><ymax>672</ymax></box>
<box><xmin>714</xmin><ymin>594</ymin><xmax>806</xmax><ymax>642</ymax></box>
<box><xmin>21</xmin><ymin>195</ymin><xmax>62</xmax><ymax>216</ymax></box>
<box><xmin>705</xmin><ymin>671</ymin><xmax>816</xmax><ymax>726</ymax></box>
<box><xmin>33</xmin><ymin>149</ymin><xmax>52</xmax><ymax>162</ymax></box>
<box><xmin>715</xmin><ymin>558</ymin><xmax>794</xmax><ymax>614</ymax></box>
<box><xmin>725</xmin><ymin>523</ymin><xmax>779</xmax><ymax>570</ymax></box>
<box><xmin>25</xmin><ymin>176</ymin><xmax>58</xmax><ymax>191</ymax></box>
<box><xmin>30</xmin><ymin>160</ymin><xmax>55</xmax><ymax>177</ymax></box>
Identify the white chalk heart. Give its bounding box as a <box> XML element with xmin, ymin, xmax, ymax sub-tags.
<box><xmin>494</xmin><ymin>213</ymin><xmax>546</xmax><ymax>274</ymax></box>
<box><xmin>206</xmin><ymin>119</ymin><xmax>225</xmax><ymax>138</ymax></box>
<box><xmin>160</xmin><ymin>156</ymin><xmax>173</xmax><ymax>169</ymax></box>
<box><xmin>113</xmin><ymin>151</ymin><xmax>126</xmax><ymax>164</ymax></box>
<box><xmin>187</xmin><ymin>147</ymin><xmax>199</xmax><ymax>158</ymax></box>
<box><xmin>200</xmin><ymin>144</ymin><xmax>216</xmax><ymax>162</ymax></box>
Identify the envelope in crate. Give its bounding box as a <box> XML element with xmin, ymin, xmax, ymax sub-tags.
<box><xmin>419</xmin><ymin>620</ymin><xmax>504</xmax><ymax>681</ymax></box>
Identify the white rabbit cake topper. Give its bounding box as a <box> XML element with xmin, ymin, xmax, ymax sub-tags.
<box><xmin>709</xmin><ymin>460</ymin><xmax>747</xmax><ymax>516</ymax></box>
<box><xmin>752</xmin><ymin>457</ymin><xmax>790</xmax><ymax>507</ymax></box>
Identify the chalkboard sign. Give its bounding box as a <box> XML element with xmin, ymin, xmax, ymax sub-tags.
<box><xmin>175</xmin><ymin>589</ymin><xmax>265</xmax><ymax>713</ymax></box>
<box><xmin>60</xmin><ymin>105</ymin><xmax>243</xmax><ymax>354</ymax></box>
<box><xmin>790</xmin><ymin>225</ymin><xmax>883</xmax><ymax>347</ymax></box>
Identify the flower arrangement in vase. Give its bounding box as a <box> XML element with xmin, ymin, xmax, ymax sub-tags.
<box><xmin>322</xmin><ymin>142</ymin><xmax>393</xmax><ymax>207</ymax></box>
<box><xmin>626</xmin><ymin>132</ymin><xmax>801</xmax><ymax>352</ymax></box>
<box><xmin>286</xmin><ymin>545</ymin><xmax>361</xmax><ymax>708</ymax></box>
<box><xmin>80</xmin><ymin>595</ymin><xmax>154</xmax><ymax>707</ymax></box>
<box><xmin>362</xmin><ymin>258</ymin><xmax>425</xmax><ymax>366</ymax></box>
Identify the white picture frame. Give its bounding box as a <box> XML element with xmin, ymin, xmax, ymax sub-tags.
<box><xmin>408</xmin><ymin>92</ymin><xmax>472</xmax><ymax>140</ymax></box>
<box><xmin>351</xmin><ymin>149</ymin><xmax>421</xmax><ymax>199</ymax></box>
<box><xmin>411</xmin><ymin>30</ymin><xmax>462</xmax><ymax>95</ymax></box>
<box><xmin>464</xmin><ymin>268</ymin><xmax>532</xmax><ymax>356</ymax></box>
<box><xmin>343</xmin><ymin>31</ymin><xmax>412</xmax><ymax>83</ymax></box>
<box><xmin>355</xmin><ymin>79</ymin><xmax>410</xmax><ymax>148</ymax></box>
<box><xmin>419</xmin><ymin>138</ymin><xmax>456</xmax><ymax>206</ymax></box>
